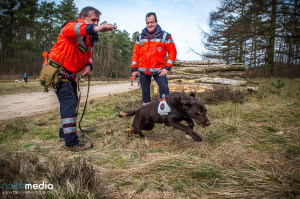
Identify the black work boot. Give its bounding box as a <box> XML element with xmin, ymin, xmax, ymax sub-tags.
<box><xmin>67</xmin><ymin>141</ymin><xmax>93</xmax><ymax>152</ymax></box>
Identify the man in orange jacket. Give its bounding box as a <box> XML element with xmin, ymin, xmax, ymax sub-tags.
<box><xmin>46</xmin><ymin>6</ymin><xmax>116</xmax><ymax>151</ymax></box>
<box><xmin>131</xmin><ymin>12</ymin><xmax>177</xmax><ymax>105</ymax></box>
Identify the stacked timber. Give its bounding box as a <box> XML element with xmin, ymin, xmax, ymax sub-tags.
<box><xmin>170</xmin><ymin>61</ymin><xmax>246</xmax><ymax>79</ymax></box>
<box><xmin>153</xmin><ymin>60</ymin><xmax>257</xmax><ymax>95</ymax></box>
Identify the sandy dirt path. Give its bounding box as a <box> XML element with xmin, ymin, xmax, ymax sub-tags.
<box><xmin>0</xmin><ymin>83</ymin><xmax>139</xmax><ymax>121</ymax></box>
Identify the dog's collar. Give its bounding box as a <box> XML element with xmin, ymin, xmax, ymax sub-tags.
<box><xmin>158</xmin><ymin>97</ymin><xmax>179</xmax><ymax>117</ymax></box>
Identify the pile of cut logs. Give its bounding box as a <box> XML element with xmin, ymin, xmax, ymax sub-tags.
<box><xmin>153</xmin><ymin>60</ymin><xmax>257</xmax><ymax>95</ymax></box>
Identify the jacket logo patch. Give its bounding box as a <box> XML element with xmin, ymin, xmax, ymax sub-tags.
<box><xmin>157</xmin><ymin>47</ymin><xmax>162</xmax><ymax>52</ymax></box>
<box><xmin>139</xmin><ymin>42</ymin><xmax>144</xmax><ymax>47</ymax></box>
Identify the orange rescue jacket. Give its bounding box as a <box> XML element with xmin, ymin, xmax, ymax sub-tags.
<box><xmin>45</xmin><ymin>18</ymin><xmax>97</xmax><ymax>74</ymax></box>
<box><xmin>131</xmin><ymin>25</ymin><xmax>177</xmax><ymax>75</ymax></box>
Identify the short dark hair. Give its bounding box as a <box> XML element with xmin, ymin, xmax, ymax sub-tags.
<box><xmin>79</xmin><ymin>6</ymin><xmax>101</xmax><ymax>18</ymax></box>
<box><xmin>146</xmin><ymin>12</ymin><xmax>157</xmax><ymax>22</ymax></box>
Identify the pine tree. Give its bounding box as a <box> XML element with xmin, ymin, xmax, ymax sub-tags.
<box><xmin>37</xmin><ymin>1</ymin><xmax>60</xmax><ymax>51</ymax></box>
<box><xmin>57</xmin><ymin>0</ymin><xmax>78</xmax><ymax>25</ymax></box>
<box><xmin>201</xmin><ymin>0</ymin><xmax>299</xmax><ymax>77</ymax></box>
<box><xmin>0</xmin><ymin>0</ymin><xmax>136</xmax><ymax>78</ymax></box>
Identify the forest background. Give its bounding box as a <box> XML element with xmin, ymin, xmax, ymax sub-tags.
<box><xmin>0</xmin><ymin>0</ymin><xmax>299</xmax><ymax>79</ymax></box>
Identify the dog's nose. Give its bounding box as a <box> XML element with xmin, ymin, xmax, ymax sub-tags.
<box><xmin>206</xmin><ymin>120</ymin><xmax>210</xmax><ymax>126</ymax></box>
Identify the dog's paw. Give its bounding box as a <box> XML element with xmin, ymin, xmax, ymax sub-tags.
<box><xmin>125</xmin><ymin>126</ymin><xmax>133</xmax><ymax>134</ymax></box>
<box><xmin>185</xmin><ymin>134</ymin><xmax>192</xmax><ymax>139</ymax></box>
<box><xmin>119</xmin><ymin>111</ymin><xmax>127</xmax><ymax>118</ymax></box>
<box><xmin>189</xmin><ymin>132</ymin><xmax>202</xmax><ymax>142</ymax></box>
<box><xmin>139</xmin><ymin>133</ymin><xmax>145</xmax><ymax>138</ymax></box>
<box><xmin>194</xmin><ymin>136</ymin><xmax>202</xmax><ymax>142</ymax></box>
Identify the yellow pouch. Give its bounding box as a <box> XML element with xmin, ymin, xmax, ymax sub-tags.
<box><xmin>38</xmin><ymin>64</ymin><xmax>61</xmax><ymax>92</ymax></box>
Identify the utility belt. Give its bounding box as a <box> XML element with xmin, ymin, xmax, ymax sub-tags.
<box><xmin>38</xmin><ymin>58</ymin><xmax>73</xmax><ymax>92</ymax></box>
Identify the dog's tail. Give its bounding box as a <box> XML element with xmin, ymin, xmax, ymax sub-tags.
<box><xmin>119</xmin><ymin>109</ymin><xmax>139</xmax><ymax>118</ymax></box>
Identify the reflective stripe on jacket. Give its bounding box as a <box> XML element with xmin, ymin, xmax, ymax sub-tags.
<box><xmin>46</xmin><ymin>18</ymin><xmax>95</xmax><ymax>74</ymax></box>
<box><xmin>131</xmin><ymin>25</ymin><xmax>177</xmax><ymax>75</ymax></box>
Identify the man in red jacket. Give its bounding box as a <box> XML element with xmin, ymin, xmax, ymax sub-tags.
<box><xmin>131</xmin><ymin>12</ymin><xmax>177</xmax><ymax>105</ymax></box>
<box><xmin>46</xmin><ymin>6</ymin><xmax>116</xmax><ymax>151</ymax></box>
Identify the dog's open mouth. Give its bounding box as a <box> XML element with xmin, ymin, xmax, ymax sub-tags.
<box><xmin>194</xmin><ymin>119</ymin><xmax>205</xmax><ymax>128</ymax></box>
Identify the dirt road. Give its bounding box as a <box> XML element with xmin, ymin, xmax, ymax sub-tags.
<box><xmin>0</xmin><ymin>83</ymin><xmax>139</xmax><ymax>121</ymax></box>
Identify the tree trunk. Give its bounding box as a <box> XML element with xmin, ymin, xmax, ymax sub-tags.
<box><xmin>266</xmin><ymin>0</ymin><xmax>277</xmax><ymax>76</ymax></box>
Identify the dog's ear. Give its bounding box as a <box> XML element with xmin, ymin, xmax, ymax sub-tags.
<box><xmin>190</xmin><ymin>93</ymin><xmax>195</xmax><ymax>98</ymax></box>
<box><xmin>181</xmin><ymin>98</ymin><xmax>192</xmax><ymax>105</ymax></box>
<box><xmin>181</xmin><ymin>97</ymin><xmax>192</xmax><ymax>110</ymax></box>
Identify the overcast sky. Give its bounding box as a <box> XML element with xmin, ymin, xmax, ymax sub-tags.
<box><xmin>47</xmin><ymin>0</ymin><xmax>220</xmax><ymax>60</ymax></box>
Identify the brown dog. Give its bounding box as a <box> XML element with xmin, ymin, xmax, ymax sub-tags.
<box><xmin>119</xmin><ymin>92</ymin><xmax>210</xmax><ymax>142</ymax></box>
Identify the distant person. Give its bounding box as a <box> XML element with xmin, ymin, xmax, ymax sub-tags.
<box><xmin>41</xmin><ymin>6</ymin><xmax>116</xmax><ymax>151</ymax></box>
<box><xmin>130</xmin><ymin>12</ymin><xmax>177</xmax><ymax>105</ymax></box>
<box><xmin>24</xmin><ymin>72</ymin><xmax>28</xmax><ymax>83</ymax></box>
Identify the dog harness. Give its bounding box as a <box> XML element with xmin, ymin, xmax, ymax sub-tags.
<box><xmin>158</xmin><ymin>97</ymin><xmax>179</xmax><ymax>117</ymax></box>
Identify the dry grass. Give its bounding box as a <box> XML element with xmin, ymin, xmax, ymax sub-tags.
<box><xmin>0</xmin><ymin>79</ymin><xmax>128</xmax><ymax>96</ymax></box>
<box><xmin>0</xmin><ymin>153</ymin><xmax>111</xmax><ymax>199</ymax></box>
<box><xmin>0</xmin><ymin>78</ymin><xmax>299</xmax><ymax>198</ymax></box>
<box><xmin>0</xmin><ymin>81</ymin><xmax>44</xmax><ymax>95</ymax></box>
<box><xmin>198</xmin><ymin>85</ymin><xmax>247</xmax><ymax>104</ymax></box>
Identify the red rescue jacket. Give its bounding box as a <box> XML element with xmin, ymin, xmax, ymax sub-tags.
<box><xmin>131</xmin><ymin>25</ymin><xmax>177</xmax><ymax>75</ymax></box>
<box><xmin>45</xmin><ymin>18</ymin><xmax>97</xmax><ymax>74</ymax></box>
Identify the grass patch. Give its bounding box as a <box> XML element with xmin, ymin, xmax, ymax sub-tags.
<box><xmin>0</xmin><ymin>81</ymin><xmax>44</xmax><ymax>95</ymax></box>
<box><xmin>285</xmin><ymin>145</ymin><xmax>300</xmax><ymax>156</ymax></box>
<box><xmin>198</xmin><ymin>85</ymin><xmax>247</xmax><ymax>104</ymax></box>
<box><xmin>204</xmin><ymin>122</ymin><xmax>238</xmax><ymax>144</ymax></box>
<box><xmin>135</xmin><ymin>181</ymin><xmax>148</xmax><ymax>194</ymax></box>
<box><xmin>0</xmin><ymin>119</ymin><xmax>30</xmax><ymax>143</ymax></box>
<box><xmin>0</xmin><ymin>153</ymin><xmax>110</xmax><ymax>198</ymax></box>
<box><xmin>0</xmin><ymin>80</ymin><xmax>128</xmax><ymax>96</ymax></box>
